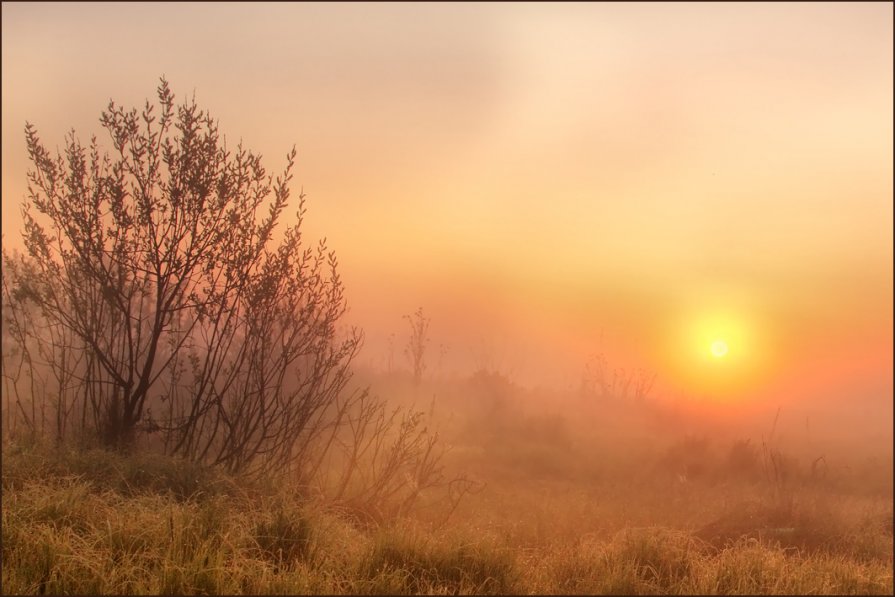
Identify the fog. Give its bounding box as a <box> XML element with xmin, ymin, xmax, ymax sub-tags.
<box><xmin>3</xmin><ymin>0</ymin><xmax>890</xmax><ymax>485</ymax></box>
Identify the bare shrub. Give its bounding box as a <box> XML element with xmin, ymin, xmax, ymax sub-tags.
<box><xmin>313</xmin><ymin>391</ymin><xmax>479</xmax><ymax>527</ymax></box>
<box><xmin>580</xmin><ymin>352</ymin><xmax>656</xmax><ymax>403</ymax></box>
<box><xmin>2</xmin><ymin>78</ymin><xmax>361</xmax><ymax>478</ymax></box>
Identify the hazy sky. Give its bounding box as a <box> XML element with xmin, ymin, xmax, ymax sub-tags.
<box><xmin>2</xmin><ymin>3</ymin><xmax>892</xmax><ymax>405</ymax></box>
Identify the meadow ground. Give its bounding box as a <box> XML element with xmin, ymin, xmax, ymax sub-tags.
<box><xmin>2</xmin><ymin>375</ymin><xmax>892</xmax><ymax>595</ymax></box>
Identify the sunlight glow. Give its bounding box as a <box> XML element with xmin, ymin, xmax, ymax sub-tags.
<box><xmin>661</xmin><ymin>299</ymin><xmax>777</xmax><ymax>403</ymax></box>
<box><xmin>711</xmin><ymin>340</ymin><xmax>729</xmax><ymax>358</ymax></box>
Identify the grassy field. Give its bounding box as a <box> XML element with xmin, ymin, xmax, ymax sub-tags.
<box><xmin>2</xmin><ymin>376</ymin><xmax>892</xmax><ymax>595</ymax></box>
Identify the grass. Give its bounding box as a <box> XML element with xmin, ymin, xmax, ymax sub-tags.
<box><xmin>2</xmin><ymin>438</ymin><xmax>892</xmax><ymax>595</ymax></box>
<box><xmin>359</xmin><ymin>524</ymin><xmax>517</xmax><ymax>594</ymax></box>
<box><xmin>2</xmin><ymin>384</ymin><xmax>893</xmax><ymax>597</ymax></box>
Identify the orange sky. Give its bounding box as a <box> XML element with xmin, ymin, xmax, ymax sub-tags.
<box><xmin>2</xmin><ymin>3</ymin><xmax>892</xmax><ymax>405</ymax></box>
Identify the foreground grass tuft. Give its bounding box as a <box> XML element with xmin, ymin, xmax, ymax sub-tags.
<box><xmin>532</xmin><ymin>529</ymin><xmax>893</xmax><ymax>595</ymax></box>
<box><xmin>359</xmin><ymin>525</ymin><xmax>518</xmax><ymax>594</ymax></box>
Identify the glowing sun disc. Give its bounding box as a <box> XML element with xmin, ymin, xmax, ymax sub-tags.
<box><xmin>710</xmin><ymin>340</ymin><xmax>729</xmax><ymax>358</ymax></box>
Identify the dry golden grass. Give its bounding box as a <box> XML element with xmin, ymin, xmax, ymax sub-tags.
<box><xmin>2</xmin><ymin>431</ymin><xmax>892</xmax><ymax>595</ymax></box>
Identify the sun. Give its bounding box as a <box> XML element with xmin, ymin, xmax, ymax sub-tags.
<box><xmin>710</xmin><ymin>339</ymin><xmax>729</xmax><ymax>358</ymax></box>
<box><xmin>662</xmin><ymin>301</ymin><xmax>772</xmax><ymax>402</ymax></box>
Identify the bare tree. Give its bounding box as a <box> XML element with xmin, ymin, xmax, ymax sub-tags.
<box><xmin>403</xmin><ymin>307</ymin><xmax>430</xmax><ymax>386</ymax></box>
<box><xmin>2</xmin><ymin>79</ymin><xmax>361</xmax><ymax>476</ymax></box>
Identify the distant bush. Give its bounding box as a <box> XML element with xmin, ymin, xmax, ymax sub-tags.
<box><xmin>657</xmin><ymin>435</ymin><xmax>716</xmax><ymax>482</ymax></box>
<box><xmin>724</xmin><ymin>438</ymin><xmax>762</xmax><ymax>482</ymax></box>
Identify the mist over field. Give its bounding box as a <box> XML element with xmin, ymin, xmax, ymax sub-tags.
<box><xmin>2</xmin><ymin>2</ymin><xmax>892</xmax><ymax>595</ymax></box>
